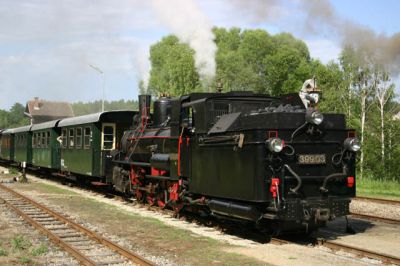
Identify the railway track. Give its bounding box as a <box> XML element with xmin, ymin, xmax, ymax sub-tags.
<box><xmin>355</xmin><ymin>196</ymin><xmax>400</xmax><ymax>206</ymax></box>
<box><xmin>314</xmin><ymin>238</ymin><xmax>400</xmax><ymax>265</ymax></box>
<box><xmin>271</xmin><ymin>237</ymin><xmax>400</xmax><ymax>265</ymax></box>
<box><xmin>349</xmin><ymin>212</ymin><xmax>400</xmax><ymax>225</ymax></box>
<box><xmin>0</xmin><ymin>183</ymin><xmax>154</xmax><ymax>266</ymax></box>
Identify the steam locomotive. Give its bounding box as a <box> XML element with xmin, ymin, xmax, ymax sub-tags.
<box><xmin>110</xmin><ymin>80</ymin><xmax>359</xmax><ymax>234</ymax></box>
<box><xmin>0</xmin><ymin>79</ymin><xmax>359</xmax><ymax>234</ymax></box>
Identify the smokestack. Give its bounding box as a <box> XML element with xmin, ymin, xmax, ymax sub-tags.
<box><xmin>138</xmin><ymin>95</ymin><xmax>151</xmax><ymax>128</ymax></box>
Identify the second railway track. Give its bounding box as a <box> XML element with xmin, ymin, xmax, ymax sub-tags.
<box><xmin>0</xmin><ymin>182</ymin><xmax>154</xmax><ymax>266</ymax></box>
<box><xmin>355</xmin><ymin>196</ymin><xmax>400</xmax><ymax>206</ymax></box>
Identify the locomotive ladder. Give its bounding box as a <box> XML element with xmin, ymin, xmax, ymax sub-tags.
<box><xmin>0</xmin><ymin>183</ymin><xmax>154</xmax><ymax>266</ymax></box>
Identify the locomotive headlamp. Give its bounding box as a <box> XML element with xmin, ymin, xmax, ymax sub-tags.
<box><xmin>305</xmin><ymin>109</ymin><xmax>324</xmax><ymax>125</ymax></box>
<box><xmin>344</xmin><ymin>137</ymin><xmax>361</xmax><ymax>152</ymax></box>
<box><xmin>266</xmin><ymin>137</ymin><xmax>285</xmax><ymax>153</ymax></box>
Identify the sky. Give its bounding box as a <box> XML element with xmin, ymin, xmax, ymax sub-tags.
<box><xmin>0</xmin><ymin>0</ymin><xmax>399</xmax><ymax>110</ymax></box>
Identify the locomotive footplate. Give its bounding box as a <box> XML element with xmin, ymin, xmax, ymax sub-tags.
<box><xmin>278</xmin><ymin>197</ymin><xmax>351</xmax><ymax>222</ymax></box>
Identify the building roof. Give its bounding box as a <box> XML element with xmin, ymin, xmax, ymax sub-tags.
<box><xmin>25</xmin><ymin>97</ymin><xmax>74</xmax><ymax>124</ymax></box>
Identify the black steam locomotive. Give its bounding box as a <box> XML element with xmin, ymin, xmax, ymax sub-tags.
<box><xmin>110</xmin><ymin>83</ymin><xmax>359</xmax><ymax>234</ymax></box>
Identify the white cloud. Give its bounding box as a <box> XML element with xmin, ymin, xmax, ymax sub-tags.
<box><xmin>304</xmin><ymin>39</ymin><xmax>341</xmax><ymax>64</ymax></box>
<box><xmin>0</xmin><ymin>0</ymin><xmax>159</xmax><ymax>109</ymax></box>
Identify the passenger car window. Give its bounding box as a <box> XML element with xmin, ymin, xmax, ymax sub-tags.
<box><xmin>37</xmin><ymin>133</ymin><xmax>41</xmax><ymax>148</ymax></box>
<box><xmin>61</xmin><ymin>129</ymin><xmax>67</xmax><ymax>148</ymax></box>
<box><xmin>42</xmin><ymin>132</ymin><xmax>46</xmax><ymax>147</ymax></box>
<box><xmin>84</xmin><ymin>127</ymin><xmax>91</xmax><ymax>149</ymax></box>
<box><xmin>46</xmin><ymin>131</ymin><xmax>50</xmax><ymax>146</ymax></box>
<box><xmin>32</xmin><ymin>133</ymin><xmax>36</xmax><ymax>148</ymax></box>
<box><xmin>76</xmin><ymin>128</ymin><xmax>82</xmax><ymax>148</ymax></box>
<box><xmin>69</xmin><ymin>128</ymin><xmax>75</xmax><ymax>148</ymax></box>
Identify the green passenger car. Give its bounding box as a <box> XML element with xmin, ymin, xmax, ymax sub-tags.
<box><xmin>58</xmin><ymin>111</ymin><xmax>135</xmax><ymax>180</ymax></box>
<box><xmin>31</xmin><ymin>120</ymin><xmax>61</xmax><ymax>169</ymax></box>
<box><xmin>0</xmin><ymin>129</ymin><xmax>14</xmax><ymax>161</ymax></box>
<box><xmin>13</xmin><ymin>126</ymin><xmax>32</xmax><ymax>165</ymax></box>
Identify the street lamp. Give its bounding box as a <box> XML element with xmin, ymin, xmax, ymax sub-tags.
<box><xmin>89</xmin><ymin>64</ymin><xmax>105</xmax><ymax>112</ymax></box>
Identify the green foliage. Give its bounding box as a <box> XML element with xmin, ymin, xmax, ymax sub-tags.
<box><xmin>31</xmin><ymin>243</ymin><xmax>48</xmax><ymax>256</ymax></box>
<box><xmin>0</xmin><ymin>247</ymin><xmax>8</xmax><ymax>256</ymax></box>
<box><xmin>149</xmin><ymin>28</ymin><xmax>311</xmax><ymax>96</ymax></box>
<box><xmin>11</xmin><ymin>235</ymin><xmax>31</xmax><ymax>251</ymax></box>
<box><xmin>148</xmin><ymin>35</ymin><xmax>201</xmax><ymax>96</ymax></box>
<box><xmin>357</xmin><ymin>176</ymin><xmax>400</xmax><ymax>199</ymax></box>
<box><xmin>19</xmin><ymin>256</ymin><xmax>32</xmax><ymax>264</ymax></box>
<box><xmin>0</xmin><ymin>103</ymin><xmax>29</xmax><ymax>129</ymax></box>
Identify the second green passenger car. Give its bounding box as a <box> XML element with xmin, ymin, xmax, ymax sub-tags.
<box><xmin>31</xmin><ymin>120</ymin><xmax>61</xmax><ymax>169</ymax></box>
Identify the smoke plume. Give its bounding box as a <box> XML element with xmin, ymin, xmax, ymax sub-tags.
<box><xmin>150</xmin><ymin>0</ymin><xmax>217</xmax><ymax>88</ymax></box>
<box><xmin>229</xmin><ymin>0</ymin><xmax>400</xmax><ymax>74</ymax></box>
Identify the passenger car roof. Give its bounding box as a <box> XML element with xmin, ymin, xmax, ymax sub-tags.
<box><xmin>58</xmin><ymin>110</ymin><xmax>135</xmax><ymax>127</ymax></box>
<box><xmin>11</xmin><ymin>125</ymin><xmax>31</xmax><ymax>133</ymax></box>
<box><xmin>31</xmin><ymin>120</ymin><xmax>60</xmax><ymax>131</ymax></box>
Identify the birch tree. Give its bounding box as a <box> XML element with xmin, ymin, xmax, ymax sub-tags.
<box><xmin>374</xmin><ymin>70</ymin><xmax>395</xmax><ymax>165</ymax></box>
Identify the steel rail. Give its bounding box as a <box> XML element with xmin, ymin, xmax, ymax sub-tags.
<box><xmin>271</xmin><ymin>236</ymin><xmax>400</xmax><ymax>265</ymax></box>
<box><xmin>350</xmin><ymin>212</ymin><xmax>400</xmax><ymax>225</ymax></box>
<box><xmin>355</xmin><ymin>196</ymin><xmax>400</xmax><ymax>206</ymax></box>
<box><xmin>316</xmin><ymin>238</ymin><xmax>400</xmax><ymax>265</ymax></box>
<box><xmin>0</xmin><ymin>183</ymin><xmax>154</xmax><ymax>266</ymax></box>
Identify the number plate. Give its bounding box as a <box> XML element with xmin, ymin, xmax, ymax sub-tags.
<box><xmin>297</xmin><ymin>154</ymin><xmax>326</xmax><ymax>165</ymax></box>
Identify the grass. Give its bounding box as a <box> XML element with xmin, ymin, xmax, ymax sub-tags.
<box><xmin>0</xmin><ymin>247</ymin><xmax>8</xmax><ymax>256</ymax></box>
<box><xmin>357</xmin><ymin>178</ymin><xmax>400</xmax><ymax>199</ymax></box>
<box><xmin>11</xmin><ymin>235</ymin><xmax>31</xmax><ymax>251</ymax></box>
<box><xmin>31</xmin><ymin>243</ymin><xmax>48</xmax><ymax>256</ymax></box>
<box><xmin>19</xmin><ymin>256</ymin><xmax>32</xmax><ymax>264</ymax></box>
<box><xmin>27</xmin><ymin>182</ymin><xmax>77</xmax><ymax>196</ymax></box>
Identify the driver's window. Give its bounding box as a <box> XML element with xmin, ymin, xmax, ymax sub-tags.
<box><xmin>181</xmin><ymin>107</ymin><xmax>194</xmax><ymax>129</ymax></box>
<box><xmin>102</xmin><ymin>123</ymin><xmax>116</xmax><ymax>150</ymax></box>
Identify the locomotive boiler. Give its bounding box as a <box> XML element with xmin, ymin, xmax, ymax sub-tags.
<box><xmin>110</xmin><ymin>80</ymin><xmax>360</xmax><ymax>234</ymax></box>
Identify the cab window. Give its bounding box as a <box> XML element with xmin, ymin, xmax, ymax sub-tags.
<box><xmin>102</xmin><ymin>123</ymin><xmax>115</xmax><ymax>150</ymax></box>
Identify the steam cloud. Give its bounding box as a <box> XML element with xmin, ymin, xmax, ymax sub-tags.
<box><xmin>229</xmin><ymin>0</ymin><xmax>400</xmax><ymax>74</ymax></box>
<box><xmin>150</xmin><ymin>0</ymin><xmax>217</xmax><ymax>88</ymax></box>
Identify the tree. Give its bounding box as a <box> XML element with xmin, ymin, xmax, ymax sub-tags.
<box><xmin>373</xmin><ymin>70</ymin><xmax>395</xmax><ymax>165</ymax></box>
<box><xmin>339</xmin><ymin>45</ymin><xmax>376</xmax><ymax>180</ymax></box>
<box><xmin>148</xmin><ymin>35</ymin><xmax>200</xmax><ymax>96</ymax></box>
<box><xmin>8</xmin><ymin>103</ymin><xmax>29</xmax><ymax>128</ymax></box>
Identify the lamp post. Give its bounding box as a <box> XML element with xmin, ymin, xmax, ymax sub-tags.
<box><xmin>89</xmin><ymin>64</ymin><xmax>105</xmax><ymax>112</ymax></box>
